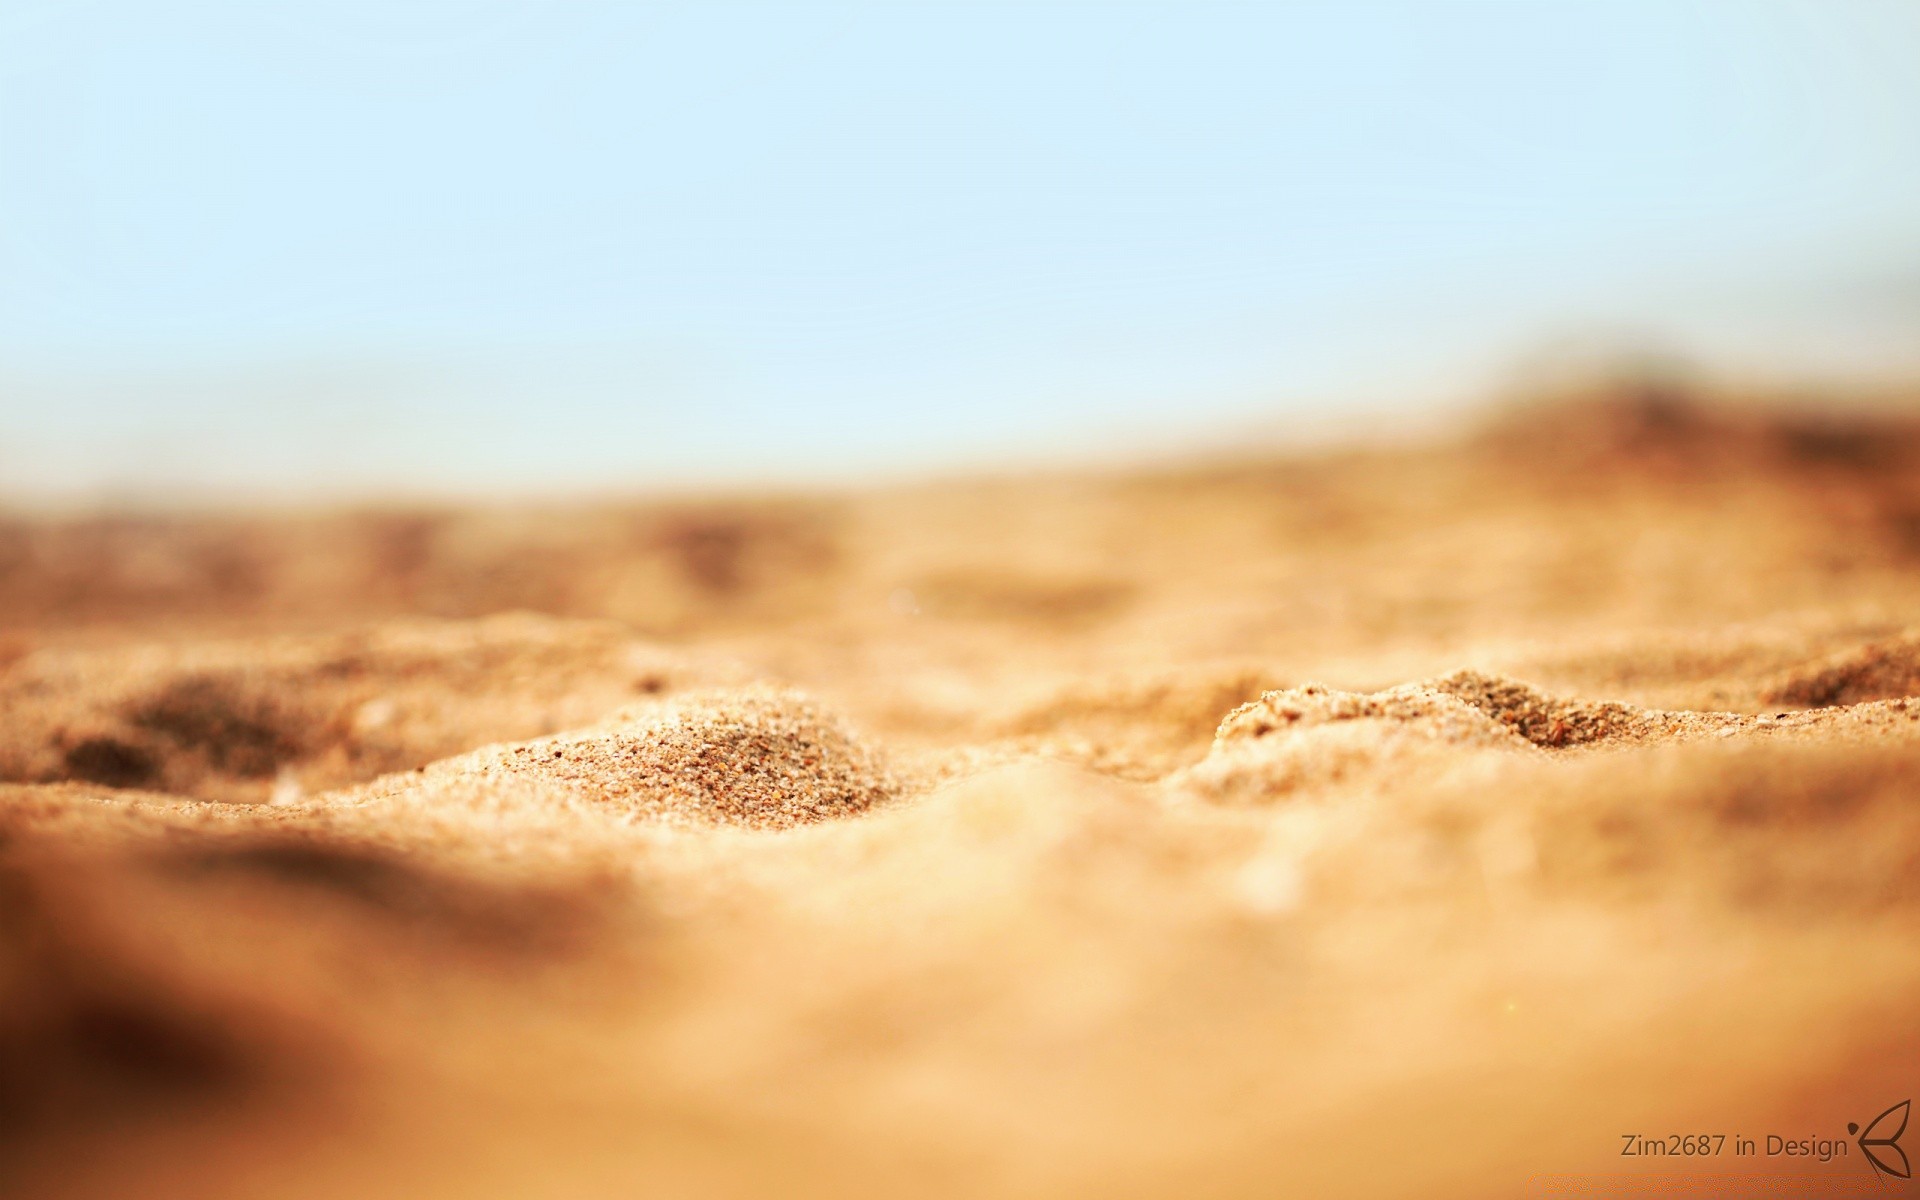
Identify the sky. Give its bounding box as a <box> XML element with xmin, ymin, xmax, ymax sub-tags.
<box><xmin>3</xmin><ymin>1</ymin><xmax>1920</xmax><ymax>500</ymax></box>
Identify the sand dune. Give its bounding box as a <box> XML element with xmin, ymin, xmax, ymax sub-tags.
<box><xmin>4</xmin><ymin>390</ymin><xmax>1920</xmax><ymax>1197</ymax></box>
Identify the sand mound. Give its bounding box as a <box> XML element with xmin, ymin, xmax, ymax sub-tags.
<box><xmin>1213</xmin><ymin>680</ymin><xmax>1531</xmax><ymax>750</ymax></box>
<box><xmin>1166</xmin><ymin>671</ymin><xmax>1920</xmax><ymax>807</ymax></box>
<box><xmin>1761</xmin><ymin>631</ymin><xmax>1920</xmax><ymax>707</ymax></box>
<box><xmin>1426</xmin><ymin>669</ymin><xmax>1709</xmax><ymax>746</ymax></box>
<box><xmin>1432</xmin><ymin>667</ymin><xmax>1920</xmax><ymax>747</ymax></box>
<box><xmin>432</xmin><ymin>687</ymin><xmax>897</xmax><ymax>830</ymax></box>
<box><xmin>1169</xmin><ymin>681</ymin><xmax>1536</xmax><ymax>805</ymax></box>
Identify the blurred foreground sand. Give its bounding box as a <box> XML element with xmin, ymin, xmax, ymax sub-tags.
<box><xmin>3</xmin><ymin>390</ymin><xmax>1920</xmax><ymax>1198</ymax></box>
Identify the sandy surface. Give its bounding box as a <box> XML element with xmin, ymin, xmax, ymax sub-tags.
<box><xmin>3</xmin><ymin>389</ymin><xmax>1920</xmax><ymax>1197</ymax></box>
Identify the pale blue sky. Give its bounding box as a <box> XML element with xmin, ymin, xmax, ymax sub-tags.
<box><xmin>3</xmin><ymin>2</ymin><xmax>1919</xmax><ymax>498</ymax></box>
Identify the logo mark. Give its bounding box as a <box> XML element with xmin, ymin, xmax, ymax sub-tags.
<box><xmin>1850</xmin><ymin>1099</ymin><xmax>1910</xmax><ymax>1184</ymax></box>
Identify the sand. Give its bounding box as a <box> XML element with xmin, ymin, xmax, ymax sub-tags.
<box><xmin>3</xmin><ymin>387</ymin><xmax>1920</xmax><ymax>1197</ymax></box>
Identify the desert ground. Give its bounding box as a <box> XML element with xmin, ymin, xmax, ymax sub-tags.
<box><xmin>2</xmin><ymin>385</ymin><xmax>1918</xmax><ymax>1198</ymax></box>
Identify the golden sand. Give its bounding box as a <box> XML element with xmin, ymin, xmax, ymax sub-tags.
<box><xmin>3</xmin><ymin>389</ymin><xmax>1919</xmax><ymax>1197</ymax></box>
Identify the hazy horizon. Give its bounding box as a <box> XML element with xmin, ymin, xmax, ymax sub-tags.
<box><xmin>5</xmin><ymin>1</ymin><xmax>1920</xmax><ymax>500</ymax></box>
